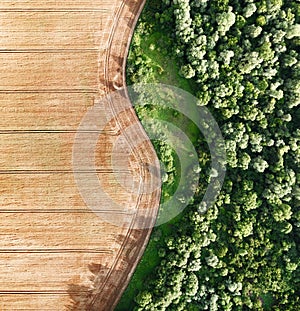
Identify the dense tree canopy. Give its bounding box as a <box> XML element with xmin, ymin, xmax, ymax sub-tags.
<box><xmin>119</xmin><ymin>0</ymin><xmax>300</xmax><ymax>310</ymax></box>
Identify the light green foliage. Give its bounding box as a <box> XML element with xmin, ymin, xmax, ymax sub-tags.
<box><xmin>243</xmin><ymin>3</ymin><xmax>257</xmax><ymax>18</ymax></box>
<box><xmin>279</xmin><ymin>221</ymin><xmax>293</xmax><ymax>234</ymax></box>
<box><xmin>227</xmin><ymin>280</ymin><xmax>242</xmax><ymax>294</ymax></box>
<box><xmin>253</xmin><ymin>156</ymin><xmax>269</xmax><ymax>173</ymax></box>
<box><xmin>135</xmin><ymin>291</ymin><xmax>153</xmax><ymax>308</ymax></box>
<box><xmin>286</xmin><ymin>24</ymin><xmax>300</xmax><ymax>39</ymax></box>
<box><xmin>273</xmin><ymin>204</ymin><xmax>292</xmax><ymax>222</ymax></box>
<box><xmin>184</xmin><ymin>272</ymin><xmax>199</xmax><ymax>296</ymax></box>
<box><xmin>205</xmin><ymin>253</ymin><xmax>219</xmax><ymax>268</ymax></box>
<box><xmin>246</xmin><ymin>25</ymin><xmax>263</xmax><ymax>38</ymax></box>
<box><xmin>173</xmin><ymin>0</ymin><xmax>194</xmax><ymax>43</ymax></box>
<box><xmin>180</xmin><ymin>63</ymin><xmax>195</xmax><ymax>78</ymax></box>
<box><xmin>216</xmin><ymin>8</ymin><xmax>236</xmax><ymax>36</ymax></box>
<box><xmin>234</xmin><ymin>217</ymin><xmax>254</xmax><ymax>239</ymax></box>
<box><xmin>238</xmin><ymin>151</ymin><xmax>251</xmax><ymax>170</ymax></box>
<box><xmin>239</xmin><ymin>51</ymin><xmax>264</xmax><ymax>74</ymax></box>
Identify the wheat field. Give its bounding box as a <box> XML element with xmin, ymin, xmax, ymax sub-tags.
<box><xmin>0</xmin><ymin>1</ymin><xmax>160</xmax><ymax>310</ymax></box>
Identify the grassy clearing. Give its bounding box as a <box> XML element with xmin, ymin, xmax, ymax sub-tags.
<box><xmin>139</xmin><ymin>32</ymin><xmax>193</xmax><ymax>92</ymax></box>
<box><xmin>115</xmin><ymin>5</ymin><xmax>198</xmax><ymax>310</ymax></box>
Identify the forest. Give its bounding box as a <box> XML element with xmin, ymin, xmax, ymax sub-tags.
<box><xmin>116</xmin><ymin>0</ymin><xmax>300</xmax><ymax>310</ymax></box>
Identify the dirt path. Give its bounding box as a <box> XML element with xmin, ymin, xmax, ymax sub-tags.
<box><xmin>0</xmin><ymin>1</ymin><xmax>160</xmax><ymax>310</ymax></box>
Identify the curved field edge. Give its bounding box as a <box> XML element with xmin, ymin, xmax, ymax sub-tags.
<box><xmin>88</xmin><ymin>0</ymin><xmax>161</xmax><ymax>310</ymax></box>
<box><xmin>117</xmin><ymin>0</ymin><xmax>299</xmax><ymax>310</ymax></box>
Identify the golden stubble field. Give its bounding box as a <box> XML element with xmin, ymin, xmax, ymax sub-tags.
<box><xmin>0</xmin><ymin>0</ymin><xmax>160</xmax><ymax>310</ymax></box>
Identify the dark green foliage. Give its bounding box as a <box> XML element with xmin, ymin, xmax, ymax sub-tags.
<box><xmin>117</xmin><ymin>0</ymin><xmax>300</xmax><ymax>310</ymax></box>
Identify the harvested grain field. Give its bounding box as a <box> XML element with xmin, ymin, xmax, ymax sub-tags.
<box><xmin>0</xmin><ymin>0</ymin><xmax>161</xmax><ymax>310</ymax></box>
